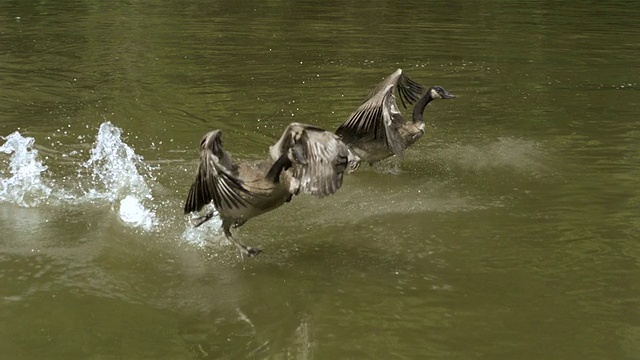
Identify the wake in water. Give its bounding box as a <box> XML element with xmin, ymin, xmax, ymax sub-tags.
<box><xmin>431</xmin><ymin>137</ymin><xmax>548</xmax><ymax>175</ymax></box>
<box><xmin>0</xmin><ymin>122</ymin><xmax>221</xmax><ymax>239</ymax></box>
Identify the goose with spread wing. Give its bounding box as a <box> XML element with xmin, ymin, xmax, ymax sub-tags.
<box><xmin>184</xmin><ymin>123</ymin><xmax>352</xmax><ymax>257</ymax></box>
<box><xmin>336</xmin><ymin>69</ymin><xmax>455</xmax><ymax>167</ymax></box>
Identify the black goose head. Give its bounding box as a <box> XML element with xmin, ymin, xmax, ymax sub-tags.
<box><xmin>428</xmin><ymin>86</ymin><xmax>456</xmax><ymax>100</ymax></box>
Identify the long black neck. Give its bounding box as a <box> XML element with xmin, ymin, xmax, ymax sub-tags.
<box><xmin>266</xmin><ymin>153</ymin><xmax>293</xmax><ymax>184</ymax></box>
<box><xmin>412</xmin><ymin>90</ymin><xmax>434</xmax><ymax>124</ymax></box>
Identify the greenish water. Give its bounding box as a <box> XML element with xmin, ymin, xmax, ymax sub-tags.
<box><xmin>1</xmin><ymin>1</ymin><xmax>639</xmax><ymax>359</ymax></box>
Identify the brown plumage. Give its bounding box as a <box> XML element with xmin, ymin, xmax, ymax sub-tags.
<box><xmin>336</xmin><ymin>69</ymin><xmax>455</xmax><ymax>167</ymax></box>
<box><xmin>184</xmin><ymin>122</ymin><xmax>352</xmax><ymax>257</ymax></box>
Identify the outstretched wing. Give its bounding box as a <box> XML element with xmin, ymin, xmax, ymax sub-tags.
<box><xmin>184</xmin><ymin>131</ymin><xmax>257</xmax><ymax>215</ymax></box>
<box><xmin>336</xmin><ymin>69</ymin><xmax>424</xmax><ymax>156</ymax></box>
<box><xmin>271</xmin><ymin>123</ymin><xmax>349</xmax><ymax>197</ymax></box>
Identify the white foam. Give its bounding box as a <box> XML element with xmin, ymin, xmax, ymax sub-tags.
<box><xmin>118</xmin><ymin>195</ymin><xmax>157</xmax><ymax>231</ymax></box>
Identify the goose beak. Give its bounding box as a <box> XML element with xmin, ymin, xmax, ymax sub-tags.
<box><xmin>442</xmin><ymin>91</ymin><xmax>456</xmax><ymax>99</ymax></box>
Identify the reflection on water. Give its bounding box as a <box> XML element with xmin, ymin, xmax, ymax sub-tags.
<box><xmin>1</xmin><ymin>0</ymin><xmax>639</xmax><ymax>358</ymax></box>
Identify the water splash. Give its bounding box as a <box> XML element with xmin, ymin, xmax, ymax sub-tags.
<box><xmin>0</xmin><ymin>121</ymin><xmax>230</xmax><ymax>240</ymax></box>
<box><xmin>79</xmin><ymin>122</ymin><xmax>158</xmax><ymax>230</ymax></box>
<box><xmin>0</xmin><ymin>122</ymin><xmax>159</xmax><ymax>231</ymax></box>
<box><xmin>181</xmin><ymin>205</ymin><xmax>223</xmax><ymax>247</ymax></box>
<box><xmin>0</xmin><ymin>132</ymin><xmax>52</xmax><ymax>207</ymax></box>
<box><xmin>118</xmin><ymin>195</ymin><xmax>156</xmax><ymax>231</ymax></box>
<box><xmin>80</xmin><ymin>122</ymin><xmax>153</xmax><ymax>202</ymax></box>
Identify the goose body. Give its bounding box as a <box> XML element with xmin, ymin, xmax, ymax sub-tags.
<box><xmin>336</xmin><ymin>69</ymin><xmax>455</xmax><ymax>167</ymax></box>
<box><xmin>184</xmin><ymin>123</ymin><xmax>350</xmax><ymax>257</ymax></box>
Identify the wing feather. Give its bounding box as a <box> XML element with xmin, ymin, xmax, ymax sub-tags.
<box><xmin>336</xmin><ymin>69</ymin><xmax>425</xmax><ymax>156</ymax></box>
<box><xmin>275</xmin><ymin>123</ymin><xmax>349</xmax><ymax>198</ymax></box>
<box><xmin>184</xmin><ymin>134</ymin><xmax>259</xmax><ymax>216</ymax></box>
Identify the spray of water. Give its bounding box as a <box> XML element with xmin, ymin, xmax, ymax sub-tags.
<box><xmin>79</xmin><ymin>122</ymin><xmax>158</xmax><ymax>231</ymax></box>
<box><xmin>0</xmin><ymin>122</ymin><xmax>160</xmax><ymax>231</ymax></box>
<box><xmin>0</xmin><ymin>132</ymin><xmax>52</xmax><ymax>207</ymax></box>
<box><xmin>80</xmin><ymin>123</ymin><xmax>153</xmax><ymax>202</ymax></box>
<box><xmin>181</xmin><ymin>204</ymin><xmax>223</xmax><ymax>247</ymax></box>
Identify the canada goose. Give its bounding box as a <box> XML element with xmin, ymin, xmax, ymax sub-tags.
<box><xmin>336</xmin><ymin>69</ymin><xmax>455</xmax><ymax>167</ymax></box>
<box><xmin>184</xmin><ymin>122</ymin><xmax>352</xmax><ymax>257</ymax></box>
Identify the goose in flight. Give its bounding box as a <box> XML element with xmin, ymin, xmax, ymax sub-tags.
<box><xmin>336</xmin><ymin>69</ymin><xmax>455</xmax><ymax>167</ymax></box>
<box><xmin>184</xmin><ymin>123</ymin><xmax>352</xmax><ymax>257</ymax></box>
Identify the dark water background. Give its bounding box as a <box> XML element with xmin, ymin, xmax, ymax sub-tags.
<box><xmin>1</xmin><ymin>1</ymin><xmax>639</xmax><ymax>358</ymax></box>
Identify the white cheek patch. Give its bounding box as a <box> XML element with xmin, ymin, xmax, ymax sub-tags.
<box><xmin>430</xmin><ymin>89</ymin><xmax>441</xmax><ymax>99</ymax></box>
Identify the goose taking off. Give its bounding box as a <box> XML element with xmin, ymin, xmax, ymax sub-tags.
<box><xmin>184</xmin><ymin>123</ymin><xmax>351</xmax><ymax>257</ymax></box>
<box><xmin>336</xmin><ymin>69</ymin><xmax>455</xmax><ymax>167</ymax></box>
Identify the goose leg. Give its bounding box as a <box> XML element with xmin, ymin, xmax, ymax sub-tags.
<box><xmin>223</xmin><ymin>224</ymin><xmax>262</xmax><ymax>258</ymax></box>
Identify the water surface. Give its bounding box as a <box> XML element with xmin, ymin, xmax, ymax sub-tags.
<box><xmin>1</xmin><ymin>1</ymin><xmax>639</xmax><ymax>359</ymax></box>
